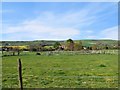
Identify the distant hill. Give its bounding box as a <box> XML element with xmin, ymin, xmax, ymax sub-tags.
<box><xmin>1</xmin><ymin>40</ymin><xmax>64</xmax><ymax>46</ymax></box>
<box><xmin>0</xmin><ymin>39</ymin><xmax>118</xmax><ymax>47</ymax></box>
<box><xmin>76</xmin><ymin>40</ymin><xmax>118</xmax><ymax>47</ymax></box>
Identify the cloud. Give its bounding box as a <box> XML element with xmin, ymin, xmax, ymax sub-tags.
<box><xmin>2</xmin><ymin>8</ymin><xmax>98</xmax><ymax>40</ymax></box>
<box><xmin>2</xmin><ymin>16</ymin><xmax>80</xmax><ymax>40</ymax></box>
<box><xmin>100</xmin><ymin>26</ymin><xmax>118</xmax><ymax>40</ymax></box>
<box><xmin>84</xmin><ymin>30</ymin><xmax>94</xmax><ymax>34</ymax></box>
<box><xmin>2</xmin><ymin>2</ymin><xmax>117</xmax><ymax>41</ymax></box>
<box><xmin>2</xmin><ymin>5</ymin><xmax>100</xmax><ymax>41</ymax></box>
<box><xmin>0</xmin><ymin>9</ymin><xmax>14</xmax><ymax>13</ymax></box>
<box><xmin>85</xmin><ymin>35</ymin><xmax>96</xmax><ymax>39</ymax></box>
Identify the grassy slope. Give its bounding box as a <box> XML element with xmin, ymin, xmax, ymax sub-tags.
<box><xmin>2</xmin><ymin>52</ymin><xmax>118</xmax><ymax>88</ymax></box>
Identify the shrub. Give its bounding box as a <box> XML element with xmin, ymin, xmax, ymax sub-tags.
<box><xmin>99</xmin><ymin>64</ymin><xmax>106</xmax><ymax>67</ymax></box>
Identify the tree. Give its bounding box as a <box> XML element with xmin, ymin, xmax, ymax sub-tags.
<box><xmin>74</xmin><ymin>41</ymin><xmax>82</xmax><ymax>51</ymax></box>
<box><xmin>92</xmin><ymin>44</ymin><xmax>97</xmax><ymax>50</ymax></box>
<box><xmin>13</xmin><ymin>46</ymin><xmax>21</xmax><ymax>56</ymax></box>
<box><xmin>29</xmin><ymin>45</ymin><xmax>37</xmax><ymax>51</ymax></box>
<box><xmin>66</xmin><ymin>39</ymin><xmax>74</xmax><ymax>51</ymax></box>
<box><xmin>54</xmin><ymin>42</ymin><xmax>61</xmax><ymax>50</ymax></box>
<box><xmin>105</xmin><ymin>44</ymin><xmax>109</xmax><ymax>49</ymax></box>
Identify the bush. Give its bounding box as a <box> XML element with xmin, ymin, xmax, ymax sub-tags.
<box><xmin>36</xmin><ymin>52</ymin><xmax>41</xmax><ymax>55</ymax></box>
<box><xmin>99</xmin><ymin>64</ymin><xmax>106</xmax><ymax>67</ymax></box>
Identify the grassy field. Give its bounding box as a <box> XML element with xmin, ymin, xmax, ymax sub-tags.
<box><xmin>2</xmin><ymin>52</ymin><xmax>118</xmax><ymax>88</ymax></box>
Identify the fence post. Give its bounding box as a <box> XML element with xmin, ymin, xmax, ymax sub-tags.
<box><xmin>18</xmin><ymin>58</ymin><xmax>23</xmax><ymax>90</ymax></box>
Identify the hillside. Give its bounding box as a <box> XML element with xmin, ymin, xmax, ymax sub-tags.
<box><xmin>0</xmin><ymin>39</ymin><xmax>118</xmax><ymax>47</ymax></box>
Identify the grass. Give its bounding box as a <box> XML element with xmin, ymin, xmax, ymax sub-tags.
<box><xmin>2</xmin><ymin>52</ymin><xmax>118</xmax><ymax>88</ymax></box>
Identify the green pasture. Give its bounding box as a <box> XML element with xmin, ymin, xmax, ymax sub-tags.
<box><xmin>2</xmin><ymin>52</ymin><xmax>118</xmax><ymax>88</ymax></box>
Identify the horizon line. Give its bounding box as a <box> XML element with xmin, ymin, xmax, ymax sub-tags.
<box><xmin>0</xmin><ymin>39</ymin><xmax>118</xmax><ymax>42</ymax></box>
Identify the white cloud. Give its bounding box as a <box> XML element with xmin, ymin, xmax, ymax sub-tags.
<box><xmin>84</xmin><ymin>30</ymin><xmax>94</xmax><ymax>34</ymax></box>
<box><xmin>2</xmin><ymin>3</ymin><xmax>117</xmax><ymax>41</ymax></box>
<box><xmin>2</xmin><ymin>8</ymin><xmax>98</xmax><ymax>40</ymax></box>
<box><xmin>100</xmin><ymin>26</ymin><xmax>118</xmax><ymax>40</ymax></box>
<box><xmin>2</xmin><ymin>5</ymin><xmax>100</xmax><ymax>40</ymax></box>
<box><xmin>0</xmin><ymin>9</ymin><xmax>14</xmax><ymax>13</ymax></box>
<box><xmin>2</xmin><ymin>16</ymin><xmax>80</xmax><ymax>40</ymax></box>
<box><xmin>85</xmin><ymin>36</ymin><xmax>96</xmax><ymax>39</ymax></box>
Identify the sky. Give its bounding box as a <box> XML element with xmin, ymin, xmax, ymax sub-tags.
<box><xmin>1</xmin><ymin>2</ymin><xmax>118</xmax><ymax>41</ymax></box>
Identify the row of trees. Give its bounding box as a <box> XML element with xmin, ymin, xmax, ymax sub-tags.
<box><xmin>2</xmin><ymin>46</ymin><xmax>21</xmax><ymax>56</ymax></box>
<box><xmin>1</xmin><ymin>39</ymin><xmax>119</xmax><ymax>53</ymax></box>
<box><xmin>59</xmin><ymin>39</ymin><xmax>118</xmax><ymax>51</ymax></box>
<box><xmin>53</xmin><ymin>39</ymin><xmax>99</xmax><ymax>51</ymax></box>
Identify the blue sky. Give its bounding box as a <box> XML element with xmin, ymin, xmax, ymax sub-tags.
<box><xmin>2</xmin><ymin>2</ymin><xmax>118</xmax><ymax>41</ymax></box>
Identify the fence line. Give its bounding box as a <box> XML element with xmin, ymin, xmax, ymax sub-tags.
<box><xmin>1</xmin><ymin>50</ymin><xmax>118</xmax><ymax>57</ymax></box>
<box><xmin>52</xmin><ymin>50</ymin><xmax>118</xmax><ymax>55</ymax></box>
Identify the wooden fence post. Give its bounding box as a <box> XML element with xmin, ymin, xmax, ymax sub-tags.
<box><xmin>18</xmin><ymin>58</ymin><xmax>23</xmax><ymax>90</ymax></box>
